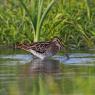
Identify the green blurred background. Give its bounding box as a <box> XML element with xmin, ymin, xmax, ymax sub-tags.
<box><xmin>0</xmin><ymin>0</ymin><xmax>95</xmax><ymax>49</ymax></box>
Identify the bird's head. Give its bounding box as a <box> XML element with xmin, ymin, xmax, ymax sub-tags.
<box><xmin>51</xmin><ymin>36</ymin><xmax>64</xmax><ymax>50</ymax></box>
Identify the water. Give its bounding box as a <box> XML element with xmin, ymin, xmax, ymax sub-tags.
<box><xmin>0</xmin><ymin>49</ymin><xmax>95</xmax><ymax>95</ymax></box>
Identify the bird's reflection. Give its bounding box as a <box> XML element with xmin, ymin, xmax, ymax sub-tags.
<box><xmin>22</xmin><ymin>58</ymin><xmax>62</xmax><ymax>76</ymax></box>
<box><xmin>18</xmin><ymin>58</ymin><xmax>64</xmax><ymax>95</ymax></box>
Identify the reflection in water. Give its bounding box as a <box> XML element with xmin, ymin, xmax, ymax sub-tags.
<box><xmin>18</xmin><ymin>58</ymin><xmax>62</xmax><ymax>77</ymax></box>
<box><xmin>17</xmin><ymin>58</ymin><xmax>95</xmax><ymax>95</ymax></box>
<box><xmin>18</xmin><ymin>58</ymin><xmax>63</xmax><ymax>95</ymax></box>
<box><xmin>1</xmin><ymin>49</ymin><xmax>95</xmax><ymax>95</ymax></box>
<box><xmin>28</xmin><ymin>58</ymin><xmax>61</xmax><ymax>74</ymax></box>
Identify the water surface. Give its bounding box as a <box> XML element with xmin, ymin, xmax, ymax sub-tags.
<box><xmin>0</xmin><ymin>49</ymin><xmax>95</xmax><ymax>95</ymax></box>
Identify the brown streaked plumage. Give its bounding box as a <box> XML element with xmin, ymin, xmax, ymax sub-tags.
<box><xmin>16</xmin><ymin>37</ymin><xmax>64</xmax><ymax>60</ymax></box>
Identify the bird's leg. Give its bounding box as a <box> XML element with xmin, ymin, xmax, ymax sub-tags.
<box><xmin>65</xmin><ymin>53</ymin><xmax>69</xmax><ymax>59</ymax></box>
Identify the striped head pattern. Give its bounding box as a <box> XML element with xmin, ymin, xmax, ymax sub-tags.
<box><xmin>51</xmin><ymin>37</ymin><xmax>64</xmax><ymax>50</ymax></box>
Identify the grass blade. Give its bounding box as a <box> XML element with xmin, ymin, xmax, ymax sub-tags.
<box><xmin>19</xmin><ymin>0</ymin><xmax>35</xmax><ymax>34</ymax></box>
<box><xmin>39</xmin><ymin>0</ymin><xmax>56</xmax><ymax>30</ymax></box>
<box><xmin>34</xmin><ymin>0</ymin><xmax>43</xmax><ymax>42</ymax></box>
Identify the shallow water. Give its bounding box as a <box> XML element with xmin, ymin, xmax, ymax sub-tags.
<box><xmin>0</xmin><ymin>49</ymin><xmax>95</xmax><ymax>95</ymax></box>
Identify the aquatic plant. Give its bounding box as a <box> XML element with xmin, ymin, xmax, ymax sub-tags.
<box><xmin>19</xmin><ymin>0</ymin><xmax>56</xmax><ymax>42</ymax></box>
<box><xmin>0</xmin><ymin>0</ymin><xmax>95</xmax><ymax>48</ymax></box>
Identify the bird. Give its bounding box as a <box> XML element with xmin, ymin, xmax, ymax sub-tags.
<box><xmin>16</xmin><ymin>37</ymin><xmax>68</xmax><ymax>60</ymax></box>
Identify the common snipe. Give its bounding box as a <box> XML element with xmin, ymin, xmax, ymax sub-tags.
<box><xmin>16</xmin><ymin>37</ymin><xmax>68</xmax><ymax>60</ymax></box>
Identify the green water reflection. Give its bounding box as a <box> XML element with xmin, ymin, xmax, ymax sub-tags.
<box><xmin>0</xmin><ymin>49</ymin><xmax>95</xmax><ymax>95</ymax></box>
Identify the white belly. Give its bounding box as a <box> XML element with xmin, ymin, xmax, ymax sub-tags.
<box><xmin>29</xmin><ymin>49</ymin><xmax>46</xmax><ymax>60</ymax></box>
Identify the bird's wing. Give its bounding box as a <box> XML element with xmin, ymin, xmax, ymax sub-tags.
<box><xmin>16</xmin><ymin>42</ymin><xmax>51</xmax><ymax>53</ymax></box>
<box><xmin>29</xmin><ymin>42</ymin><xmax>51</xmax><ymax>53</ymax></box>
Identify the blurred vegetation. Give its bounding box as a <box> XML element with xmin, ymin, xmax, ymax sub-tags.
<box><xmin>0</xmin><ymin>0</ymin><xmax>95</xmax><ymax>49</ymax></box>
<box><xmin>1</xmin><ymin>63</ymin><xmax>95</xmax><ymax>95</ymax></box>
